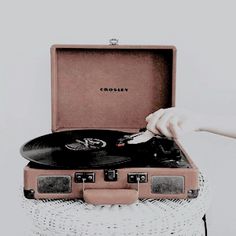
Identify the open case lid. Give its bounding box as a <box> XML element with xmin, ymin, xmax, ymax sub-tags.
<box><xmin>51</xmin><ymin>43</ymin><xmax>176</xmax><ymax>132</ymax></box>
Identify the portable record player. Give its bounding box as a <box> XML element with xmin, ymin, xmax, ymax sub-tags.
<box><xmin>22</xmin><ymin>41</ymin><xmax>199</xmax><ymax>204</ymax></box>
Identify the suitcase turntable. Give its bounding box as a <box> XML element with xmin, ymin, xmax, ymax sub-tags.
<box><xmin>21</xmin><ymin>43</ymin><xmax>199</xmax><ymax>204</ymax></box>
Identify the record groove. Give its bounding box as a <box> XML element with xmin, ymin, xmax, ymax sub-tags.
<box><xmin>21</xmin><ymin>130</ymin><xmax>133</xmax><ymax>169</ymax></box>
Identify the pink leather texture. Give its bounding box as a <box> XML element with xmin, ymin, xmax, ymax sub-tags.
<box><xmin>51</xmin><ymin>45</ymin><xmax>176</xmax><ymax>132</ymax></box>
<box><xmin>83</xmin><ymin>189</ymin><xmax>138</xmax><ymax>205</ymax></box>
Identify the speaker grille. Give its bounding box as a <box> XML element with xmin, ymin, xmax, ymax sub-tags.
<box><xmin>37</xmin><ymin>176</ymin><xmax>72</xmax><ymax>193</ymax></box>
<box><xmin>151</xmin><ymin>176</ymin><xmax>184</xmax><ymax>194</ymax></box>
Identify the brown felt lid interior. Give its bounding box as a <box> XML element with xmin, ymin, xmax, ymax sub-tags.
<box><xmin>51</xmin><ymin>45</ymin><xmax>176</xmax><ymax>132</ymax></box>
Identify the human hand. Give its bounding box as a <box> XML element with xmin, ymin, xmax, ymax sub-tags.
<box><xmin>145</xmin><ymin>107</ymin><xmax>203</xmax><ymax>138</ymax></box>
<box><xmin>129</xmin><ymin>107</ymin><xmax>204</xmax><ymax>144</ymax></box>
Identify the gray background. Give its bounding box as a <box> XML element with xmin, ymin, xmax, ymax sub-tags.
<box><xmin>1</xmin><ymin>0</ymin><xmax>236</xmax><ymax>235</ymax></box>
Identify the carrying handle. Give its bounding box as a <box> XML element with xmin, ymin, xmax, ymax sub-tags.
<box><xmin>83</xmin><ymin>189</ymin><xmax>138</xmax><ymax>205</ymax></box>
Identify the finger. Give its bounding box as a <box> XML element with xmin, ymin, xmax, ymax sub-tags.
<box><xmin>146</xmin><ymin>109</ymin><xmax>165</xmax><ymax>134</ymax></box>
<box><xmin>128</xmin><ymin>130</ymin><xmax>155</xmax><ymax>144</ymax></box>
<box><xmin>155</xmin><ymin>112</ymin><xmax>174</xmax><ymax>138</ymax></box>
<box><xmin>145</xmin><ymin>113</ymin><xmax>153</xmax><ymax>122</ymax></box>
<box><xmin>168</xmin><ymin>116</ymin><xmax>181</xmax><ymax>139</ymax></box>
<box><xmin>145</xmin><ymin>108</ymin><xmax>164</xmax><ymax>122</ymax></box>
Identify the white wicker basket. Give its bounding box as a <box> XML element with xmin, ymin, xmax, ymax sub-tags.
<box><xmin>22</xmin><ymin>172</ymin><xmax>210</xmax><ymax>236</ymax></box>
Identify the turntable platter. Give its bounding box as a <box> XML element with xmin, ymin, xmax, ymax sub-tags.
<box><xmin>21</xmin><ymin>130</ymin><xmax>133</xmax><ymax>169</ymax></box>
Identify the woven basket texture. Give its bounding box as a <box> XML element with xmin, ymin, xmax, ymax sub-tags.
<box><xmin>22</xmin><ymin>172</ymin><xmax>210</xmax><ymax>236</ymax></box>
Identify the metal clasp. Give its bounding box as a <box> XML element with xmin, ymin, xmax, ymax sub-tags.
<box><xmin>109</xmin><ymin>38</ymin><xmax>119</xmax><ymax>45</ymax></box>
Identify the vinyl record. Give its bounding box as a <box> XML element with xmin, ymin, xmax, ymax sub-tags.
<box><xmin>20</xmin><ymin>130</ymin><xmax>133</xmax><ymax>168</ymax></box>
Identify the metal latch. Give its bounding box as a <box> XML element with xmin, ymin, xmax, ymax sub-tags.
<box><xmin>104</xmin><ymin>169</ymin><xmax>118</xmax><ymax>181</ymax></box>
<box><xmin>74</xmin><ymin>172</ymin><xmax>95</xmax><ymax>183</ymax></box>
<box><xmin>127</xmin><ymin>173</ymin><xmax>148</xmax><ymax>183</ymax></box>
<box><xmin>109</xmin><ymin>38</ymin><xmax>119</xmax><ymax>45</ymax></box>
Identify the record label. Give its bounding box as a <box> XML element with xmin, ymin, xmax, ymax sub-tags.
<box><xmin>65</xmin><ymin>138</ymin><xmax>107</xmax><ymax>151</ymax></box>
